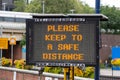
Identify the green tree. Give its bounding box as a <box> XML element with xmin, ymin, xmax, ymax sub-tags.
<box><xmin>25</xmin><ymin>0</ymin><xmax>93</xmax><ymax>14</ymax></box>
<box><xmin>14</xmin><ymin>0</ymin><xmax>26</xmax><ymax>12</ymax></box>
<box><xmin>25</xmin><ymin>0</ymin><xmax>42</xmax><ymax>13</ymax></box>
<box><xmin>81</xmin><ymin>4</ymin><xmax>94</xmax><ymax>13</ymax></box>
<box><xmin>20</xmin><ymin>35</ymin><xmax>26</xmax><ymax>47</ymax></box>
<box><xmin>101</xmin><ymin>6</ymin><xmax>120</xmax><ymax>34</ymax></box>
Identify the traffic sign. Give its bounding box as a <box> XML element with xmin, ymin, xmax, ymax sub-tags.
<box><xmin>10</xmin><ymin>37</ymin><xmax>16</xmax><ymax>45</ymax></box>
<box><xmin>0</xmin><ymin>38</ymin><xmax>8</xmax><ymax>49</ymax></box>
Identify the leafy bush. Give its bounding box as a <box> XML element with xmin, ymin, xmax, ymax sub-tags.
<box><xmin>1</xmin><ymin>57</ymin><xmax>12</xmax><ymax>67</ymax></box>
<box><xmin>100</xmin><ymin>63</ymin><xmax>105</xmax><ymax>68</ymax></box>
<box><xmin>44</xmin><ymin>67</ymin><xmax>62</xmax><ymax>74</ymax></box>
<box><xmin>14</xmin><ymin>59</ymin><xmax>25</xmax><ymax>69</ymax></box>
<box><xmin>44</xmin><ymin>66</ymin><xmax>94</xmax><ymax>78</ymax></box>
<box><xmin>74</xmin><ymin>67</ymin><xmax>94</xmax><ymax>78</ymax></box>
<box><xmin>83</xmin><ymin>67</ymin><xmax>94</xmax><ymax>78</ymax></box>
<box><xmin>14</xmin><ymin>59</ymin><xmax>33</xmax><ymax>69</ymax></box>
<box><xmin>74</xmin><ymin>67</ymin><xmax>83</xmax><ymax>77</ymax></box>
<box><xmin>111</xmin><ymin>58</ymin><xmax>120</xmax><ymax>66</ymax></box>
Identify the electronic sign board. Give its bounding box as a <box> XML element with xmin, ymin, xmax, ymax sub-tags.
<box><xmin>26</xmin><ymin>14</ymin><xmax>107</xmax><ymax>66</ymax></box>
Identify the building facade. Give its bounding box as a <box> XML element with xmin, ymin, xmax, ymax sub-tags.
<box><xmin>0</xmin><ymin>11</ymin><xmax>32</xmax><ymax>60</ymax></box>
<box><xmin>0</xmin><ymin>0</ymin><xmax>32</xmax><ymax>11</ymax></box>
<box><xmin>100</xmin><ymin>34</ymin><xmax>120</xmax><ymax>62</ymax></box>
<box><xmin>0</xmin><ymin>0</ymin><xmax>14</xmax><ymax>11</ymax></box>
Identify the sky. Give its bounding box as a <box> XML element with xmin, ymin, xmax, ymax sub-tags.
<box><xmin>80</xmin><ymin>0</ymin><xmax>120</xmax><ymax>8</ymax></box>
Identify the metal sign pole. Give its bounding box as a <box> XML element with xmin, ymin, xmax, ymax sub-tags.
<box><xmin>95</xmin><ymin>0</ymin><xmax>100</xmax><ymax>13</ymax></box>
<box><xmin>38</xmin><ymin>67</ymin><xmax>44</xmax><ymax>80</ymax></box>
<box><xmin>0</xmin><ymin>49</ymin><xmax>2</xmax><ymax>66</ymax></box>
<box><xmin>95</xmin><ymin>0</ymin><xmax>101</xmax><ymax>78</ymax></box>
<box><xmin>112</xmin><ymin>66</ymin><xmax>113</xmax><ymax>80</ymax></box>
<box><xmin>67</xmin><ymin>67</ymin><xmax>70</xmax><ymax>80</ymax></box>
<box><xmin>70</xmin><ymin>67</ymin><xmax>74</xmax><ymax>80</ymax></box>
<box><xmin>64</xmin><ymin>67</ymin><xmax>70</xmax><ymax>80</ymax></box>
<box><xmin>95</xmin><ymin>22</ymin><xmax>100</xmax><ymax>80</ymax></box>
<box><xmin>11</xmin><ymin>45</ymin><xmax>13</xmax><ymax>65</ymax></box>
<box><xmin>0</xmin><ymin>26</ymin><xmax>2</xmax><ymax>66</ymax></box>
<box><xmin>95</xmin><ymin>0</ymin><xmax>101</xmax><ymax>76</ymax></box>
<box><xmin>42</xmin><ymin>0</ymin><xmax>45</xmax><ymax>14</ymax></box>
<box><xmin>64</xmin><ymin>68</ymin><xmax>67</xmax><ymax>80</ymax></box>
<box><xmin>0</xmin><ymin>50</ymin><xmax>2</xmax><ymax>58</ymax></box>
<box><xmin>10</xmin><ymin>33</ymin><xmax>16</xmax><ymax>66</ymax></box>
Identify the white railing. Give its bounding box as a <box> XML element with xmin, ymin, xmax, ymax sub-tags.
<box><xmin>0</xmin><ymin>66</ymin><xmax>94</xmax><ymax>80</ymax></box>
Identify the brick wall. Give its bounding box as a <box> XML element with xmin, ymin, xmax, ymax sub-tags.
<box><xmin>100</xmin><ymin>34</ymin><xmax>120</xmax><ymax>62</ymax></box>
<box><xmin>14</xmin><ymin>44</ymin><xmax>22</xmax><ymax>60</ymax></box>
<box><xmin>16</xmin><ymin>72</ymin><xmax>38</xmax><ymax>80</ymax></box>
<box><xmin>0</xmin><ymin>67</ymin><xmax>93</xmax><ymax>80</ymax></box>
<box><xmin>0</xmin><ymin>70</ymin><xmax>13</xmax><ymax>80</ymax></box>
<box><xmin>0</xmin><ymin>69</ymin><xmax>41</xmax><ymax>80</ymax></box>
<box><xmin>0</xmin><ymin>69</ymin><xmax>64</xmax><ymax>80</ymax></box>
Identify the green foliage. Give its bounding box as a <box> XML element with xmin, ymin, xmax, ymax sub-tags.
<box><xmin>74</xmin><ymin>67</ymin><xmax>95</xmax><ymax>78</ymax></box>
<box><xmin>14</xmin><ymin>59</ymin><xmax>25</xmax><ymax>69</ymax></box>
<box><xmin>83</xmin><ymin>67</ymin><xmax>94</xmax><ymax>78</ymax></box>
<box><xmin>111</xmin><ymin>58</ymin><xmax>120</xmax><ymax>66</ymax></box>
<box><xmin>1</xmin><ymin>57</ymin><xmax>12</xmax><ymax>67</ymax></box>
<box><xmin>44</xmin><ymin>67</ymin><xmax>94</xmax><ymax>78</ymax></box>
<box><xmin>14</xmin><ymin>59</ymin><xmax>33</xmax><ymax>69</ymax></box>
<box><xmin>14</xmin><ymin>0</ymin><xmax>26</xmax><ymax>12</ymax></box>
<box><xmin>25</xmin><ymin>0</ymin><xmax>42</xmax><ymax>13</ymax></box>
<box><xmin>20</xmin><ymin>35</ymin><xmax>26</xmax><ymax>47</ymax></box>
<box><xmin>24</xmin><ymin>0</ymin><xmax>93</xmax><ymax>14</ymax></box>
<box><xmin>44</xmin><ymin>67</ymin><xmax>62</xmax><ymax>74</ymax></box>
<box><xmin>13</xmin><ymin>0</ymin><xmax>94</xmax><ymax>14</ymax></box>
<box><xmin>0</xmin><ymin>78</ymin><xmax>6</xmax><ymax>80</ymax></box>
<box><xmin>74</xmin><ymin>67</ymin><xmax>83</xmax><ymax>77</ymax></box>
<box><xmin>100</xmin><ymin>63</ymin><xmax>105</xmax><ymax>68</ymax></box>
<box><xmin>101</xmin><ymin>6</ymin><xmax>120</xmax><ymax>34</ymax></box>
<box><xmin>81</xmin><ymin>4</ymin><xmax>94</xmax><ymax>13</ymax></box>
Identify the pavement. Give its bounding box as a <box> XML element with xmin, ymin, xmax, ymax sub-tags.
<box><xmin>100</xmin><ymin>69</ymin><xmax>120</xmax><ymax>77</ymax></box>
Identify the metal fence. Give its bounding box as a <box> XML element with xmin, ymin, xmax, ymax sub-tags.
<box><xmin>100</xmin><ymin>69</ymin><xmax>120</xmax><ymax>80</ymax></box>
<box><xmin>100</xmin><ymin>76</ymin><xmax>120</xmax><ymax>80</ymax></box>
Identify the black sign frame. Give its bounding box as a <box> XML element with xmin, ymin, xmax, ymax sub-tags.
<box><xmin>26</xmin><ymin>14</ymin><xmax>107</xmax><ymax>67</ymax></box>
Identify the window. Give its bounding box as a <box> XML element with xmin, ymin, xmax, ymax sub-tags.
<box><xmin>0</xmin><ymin>17</ymin><xmax>26</xmax><ymax>23</ymax></box>
<box><xmin>0</xmin><ymin>17</ymin><xmax>4</xmax><ymax>21</ymax></box>
<box><xmin>4</xmin><ymin>17</ymin><xmax>14</xmax><ymax>22</ymax></box>
<box><xmin>15</xmin><ymin>18</ymin><xmax>25</xmax><ymax>23</ymax></box>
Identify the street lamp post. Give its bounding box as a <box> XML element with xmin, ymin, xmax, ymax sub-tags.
<box><xmin>42</xmin><ymin>0</ymin><xmax>45</xmax><ymax>14</ymax></box>
<box><xmin>2</xmin><ymin>3</ymin><xmax>7</xmax><ymax>11</ymax></box>
<box><xmin>70</xmin><ymin>9</ymin><xmax>75</xmax><ymax>14</ymax></box>
<box><xmin>95</xmin><ymin>0</ymin><xmax>100</xmax><ymax>13</ymax></box>
<box><xmin>10</xmin><ymin>34</ymin><xmax>16</xmax><ymax>66</ymax></box>
<box><xmin>95</xmin><ymin>0</ymin><xmax>100</xmax><ymax>80</ymax></box>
